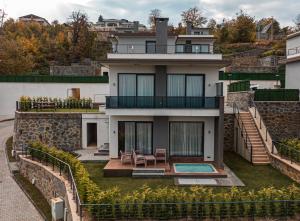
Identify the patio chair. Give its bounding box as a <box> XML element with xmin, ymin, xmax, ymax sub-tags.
<box><xmin>155</xmin><ymin>148</ymin><xmax>167</xmax><ymax>164</ymax></box>
<box><xmin>133</xmin><ymin>150</ymin><xmax>146</xmax><ymax>167</ymax></box>
<box><xmin>120</xmin><ymin>150</ymin><xmax>132</xmax><ymax>165</ymax></box>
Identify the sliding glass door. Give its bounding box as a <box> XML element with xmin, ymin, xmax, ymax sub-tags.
<box><xmin>118</xmin><ymin>74</ymin><xmax>154</xmax><ymax>107</ymax></box>
<box><xmin>169</xmin><ymin>122</ymin><xmax>204</xmax><ymax>157</ymax></box>
<box><xmin>167</xmin><ymin>74</ymin><xmax>204</xmax><ymax>107</ymax></box>
<box><xmin>118</xmin><ymin>122</ymin><xmax>153</xmax><ymax>155</ymax></box>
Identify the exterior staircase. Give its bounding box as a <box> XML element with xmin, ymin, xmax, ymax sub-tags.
<box><xmin>239</xmin><ymin>112</ymin><xmax>270</xmax><ymax>165</ymax></box>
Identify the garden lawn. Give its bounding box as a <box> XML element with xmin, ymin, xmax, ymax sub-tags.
<box><xmin>5</xmin><ymin>136</ymin><xmax>16</xmax><ymax>162</ymax></box>
<box><xmin>83</xmin><ymin>151</ymin><xmax>298</xmax><ymax>194</ymax></box>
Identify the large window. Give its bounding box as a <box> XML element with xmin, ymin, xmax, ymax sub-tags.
<box><xmin>118</xmin><ymin>122</ymin><xmax>153</xmax><ymax>155</ymax></box>
<box><xmin>167</xmin><ymin>74</ymin><xmax>204</xmax><ymax>97</ymax></box>
<box><xmin>169</xmin><ymin>122</ymin><xmax>204</xmax><ymax>156</ymax></box>
<box><xmin>118</xmin><ymin>74</ymin><xmax>154</xmax><ymax>96</ymax></box>
<box><xmin>146</xmin><ymin>41</ymin><xmax>156</xmax><ymax>54</ymax></box>
<box><xmin>175</xmin><ymin>44</ymin><xmax>210</xmax><ymax>54</ymax></box>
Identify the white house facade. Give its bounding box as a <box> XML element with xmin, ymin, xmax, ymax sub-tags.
<box><xmin>286</xmin><ymin>31</ymin><xmax>300</xmax><ymax>90</ymax></box>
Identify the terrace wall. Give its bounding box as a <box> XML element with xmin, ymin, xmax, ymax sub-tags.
<box><xmin>224</xmin><ymin>113</ymin><xmax>234</xmax><ymax>151</ymax></box>
<box><xmin>255</xmin><ymin>101</ymin><xmax>300</xmax><ymax>140</ymax></box>
<box><xmin>227</xmin><ymin>91</ymin><xmax>254</xmax><ymax>111</ymax></box>
<box><xmin>19</xmin><ymin>156</ymin><xmax>79</xmax><ymax>221</ymax></box>
<box><xmin>14</xmin><ymin>112</ymin><xmax>82</xmax><ymax>151</ymax></box>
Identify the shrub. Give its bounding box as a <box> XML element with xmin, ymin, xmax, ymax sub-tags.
<box><xmin>28</xmin><ymin>141</ymin><xmax>300</xmax><ymax>219</ymax></box>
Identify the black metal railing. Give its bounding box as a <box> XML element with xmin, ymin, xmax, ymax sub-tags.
<box><xmin>106</xmin><ymin>96</ymin><xmax>220</xmax><ymax>109</ymax></box>
<box><xmin>22</xmin><ymin>147</ymin><xmax>300</xmax><ymax>220</ymax></box>
<box><xmin>288</xmin><ymin>46</ymin><xmax>300</xmax><ymax>56</ymax></box>
<box><xmin>272</xmin><ymin>141</ymin><xmax>300</xmax><ymax>164</ymax></box>
<box><xmin>233</xmin><ymin>102</ymin><xmax>253</xmax><ymax>163</ymax></box>
<box><xmin>111</xmin><ymin>44</ymin><xmax>214</xmax><ymax>54</ymax></box>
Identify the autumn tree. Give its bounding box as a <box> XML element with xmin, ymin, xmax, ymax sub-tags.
<box><xmin>181</xmin><ymin>7</ymin><xmax>207</xmax><ymax>27</ymax></box>
<box><xmin>148</xmin><ymin>9</ymin><xmax>161</xmax><ymax>29</ymax></box>
<box><xmin>257</xmin><ymin>17</ymin><xmax>281</xmax><ymax>35</ymax></box>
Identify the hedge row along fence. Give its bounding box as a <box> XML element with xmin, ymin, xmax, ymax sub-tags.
<box><xmin>0</xmin><ymin>75</ymin><xmax>109</xmax><ymax>83</ymax></box>
<box><xmin>228</xmin><ymin>81</ymin><xmax>250</xmax><ymax>92</ymax></box>
<box><xmin>274</xmin><ymin>139</ymin><xmax>300</xmax><ymax>164</ymax></box>
<box><xmin>27</xmin><ymin>142</ymin><xmax>300</xmax><ymax>220</ymax></box>
<box><xmin>17</xmin><ymin>96</ymin><xmax>93</xmax><ymax>111</ymax></box>
<box><xmin>254</xmin><ymin>89</ymin><xmax>300</xmax><ymax>101</ymax></box>
<box><xmin>219</xmin><ymin>71</ymin><xmax>285</xmax><ymax>81</ymax></box>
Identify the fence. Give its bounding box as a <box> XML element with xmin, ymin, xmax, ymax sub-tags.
<box><xmin>0</xmin><ymin>75</ymin><xmax>109</xmax><ymax>83</ymax></box>
<box><xmin>219</xmin><ymin>71</ymin><xmax>285</xmax><ymax>81</ymax></box>
<box><xmin>273</xmin><ymin>141</ymin><xmax>300</xmax><ymax>164</ymax></box>
<box><xmin>228</xmin><ymin>81</ymin><xmax>250</xmax><ymax>92</ymax></box>
<box><xmin>22</xmin><ymin>146</ymin><xmax>300</xmax><ymax>220</ymax></box>
<box><xmin>254</xmin><ymin>89</ymin><xmax>300</xmax><ymax>101</ymax></box>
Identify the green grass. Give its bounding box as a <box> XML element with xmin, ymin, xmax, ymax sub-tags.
<box><xmin>14</xmin><ymin>173</ymin><xmax>52</xmax><ymax>221</ymax></box>
<box><xmin>84</xmin><ymin>151</ymin><xmax>298</xmax><ymax>194</ymax></box>
<box><xmin>224</xmin><ymin>151</ymin><xmax>298</xmax><ymax>190</ymax></box>
<box><xmin>5</xmin><ymin>136</ymin><xmax>16</xmax><ymax>162</ymax></box>
<box><xmin>23</xmin><ymin>108</ymin><xmax>99</xmax><ymax>113</ymax></box>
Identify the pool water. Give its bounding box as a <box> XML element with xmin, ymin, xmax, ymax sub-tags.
<box><xmin>174</xmin><ymin>163</ymin><xmax>216</xmax><ymax>173</ymax></box>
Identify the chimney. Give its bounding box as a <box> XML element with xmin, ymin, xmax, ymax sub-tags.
<box><xmin>155</xmin><ymin>17</ymin><xmax>169</xmax><ymax>53</ymax></box>
<box><xmin>133</xmin><ymin>21</ymin><xmax>139</xmax><ymax>33</ymax></box>
<box><xmin>186</xmin><ymin>21</ymin><xmax>192</xmax><ymax>35</ymax></box>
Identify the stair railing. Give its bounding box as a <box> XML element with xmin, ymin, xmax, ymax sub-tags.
<box><xmin>249</xmin><ymin>98</ymin><xmax>275</xmax><ymax>154</ymax></box>
<box><xmin>233</xmin><ymin>102</ymin><xmax>253</xmax><ymax>163</ymax></box>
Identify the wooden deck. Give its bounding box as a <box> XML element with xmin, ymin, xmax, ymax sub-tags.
<box><xmin>103</xmin><ymin>158</ymin><xmax>227</xmax><ymax>178</ymax></box>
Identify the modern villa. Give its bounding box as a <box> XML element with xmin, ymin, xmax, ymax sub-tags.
<box><xmin>286</xmin><ymin>31</ymin><xmax>300</xmax><ymax>90</ymax></box>
<box><xmin>102</xmin><ymin>17</ymin><xmax>227</xmax><ymax>174</ymax></box>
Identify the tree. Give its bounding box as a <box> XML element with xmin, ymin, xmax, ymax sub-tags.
<box><xmin>181</xmin><ymin>7</ymin><xmax>207</xmax><ymax>27</ymax></box>
<box><xmin>229</xmin><ymin>10</ymin><xmax>256</xmax><ymax>43</ymax></box>
<box><xmin>207</xmin><ymin>19</ymin><xmax>217</xmax><ymax>32</ymax></box>
<box><xmin>68</xmin><ymin>11</ymin><xmax>95</xmax><ymax>62</ymax></box>
<box><xmin>257</xmin><ymin>17</ymin><xmax>281</xmax><ymax>35</ymax></box>
<box><xmin>148</xmin><ymin>9</ymin><xmax>161</xmax><ymax>29</ymax></box>
<box><xmin>98</xmin><ymin>15</ymin><xmax>104</xmax><ymax>22</ymax></box>
<box><xmin>294</xmin><ymin>14</ymin><xmax>300</xmax><ymax>30</ymax></box>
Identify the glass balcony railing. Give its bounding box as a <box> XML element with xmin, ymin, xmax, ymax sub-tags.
<box><xmin>106</xmin><ymin>96</ymin><xmax>220</xmax><ymax>109</ymax></box>
<box><xmin>111</xmin><ymin>44</ymin><xmax>214</xmax><ymax>54</ymax></box>
<box><xmin>287</xmin><ymin>46</ymin><xmax>300</xmax><ymax>56</ymax></box>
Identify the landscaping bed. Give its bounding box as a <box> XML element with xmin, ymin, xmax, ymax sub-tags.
<box><xmin>28</xmin><ymin>142</ymin><xmax>300</xmax><ymax>220</ymax></box>
<box><xmin>276</xmin><ymin>139</ymin><xmax>300</xmax><ymax>163</ymax></box>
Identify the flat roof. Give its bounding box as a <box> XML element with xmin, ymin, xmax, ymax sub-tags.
<box><xmin>287</xmin><ymin>31</ymin><xmax>300</xmax><ymax>40</ymax></box>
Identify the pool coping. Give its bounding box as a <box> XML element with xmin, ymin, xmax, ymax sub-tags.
<box><xmin>173</xmin><ymin>163</ymin><xmax>218</xmax><ymax>174</ymax></box>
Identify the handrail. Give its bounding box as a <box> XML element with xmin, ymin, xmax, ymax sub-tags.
<box><xmin>248</xmin><ymin>98</ymin><xmax>275</xmax><ymax>154</ymax></box>
<box><xmin>272</xmin><ymin>141</ymin><xmax>300</xmax><ymax>164</ymax></box>
<box><xmin>233</xmin><ymin>102</ymin><xmax>253</xmax><ymax>163</ymax></box>
<box><xmin>22</xmin><ymin>147</ymin><xmax>83</xmax><ymax>217</ymax></box>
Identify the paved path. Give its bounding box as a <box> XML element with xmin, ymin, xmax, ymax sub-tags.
<box><xmin>0</xmin><ymin>121</ymin><xmax>43</xmax><ymax>221</ymax></box>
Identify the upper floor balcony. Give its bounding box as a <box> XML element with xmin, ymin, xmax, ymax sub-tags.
<box><xmin>111</xmin><ymin>44</ymin><xmax>214</xmax><ymax>54</ymax></box>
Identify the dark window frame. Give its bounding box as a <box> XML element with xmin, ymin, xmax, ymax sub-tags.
<box><xmin>145</xmin><ymin>41</ymin><xmax>156</xmax><ymax>54</ymax></box>
<box><xmin>168</xmin><ymin>121</ymin><xmax>205</xmax><ymax>157</ymax></box>
<box><xmin>118</xmin><ymin>121</ymin><xmax>154</xmax><ymax>155</ymax></box>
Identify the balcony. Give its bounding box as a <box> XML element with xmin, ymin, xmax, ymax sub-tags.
<box><xmin>106</xmin><ymin>96</ymin><xmax>220</xmax><ymax>109</ymax></box>
<box><xmin>111</xmin><ymin>44</ymin><xmax>214</xmax><ymax>54</ymax></box>
<box><xmin>287</xmin><ymin>46</ymin><xmax>300</xmax><ymax>60</ymax></box>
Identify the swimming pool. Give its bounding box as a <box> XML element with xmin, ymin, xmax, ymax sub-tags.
<box><xmin>174</xmin><ymin>163</ymin><xmax>217</xmax><ymax>173</ymax></box>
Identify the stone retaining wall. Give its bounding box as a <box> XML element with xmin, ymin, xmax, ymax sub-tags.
<box><xmin>255</xmin><ymin>102</ymin><xmax>300</xmax><ymax>140</ymax></box>
<box><xmin>224</xmin><ymin>114</ymin><xmax>234</xmax><ymax>151</ymax></box>
<box><xmin>14</xmin><ymin>112</ymin><xmax>82</xmax><ymax>151</ymax></box>
<box><xmin>227</xmin><ymin>91</ymin><xmax>254</xmax><ymax>111</ymax></box>
<box><xmin>19</xmin><ymin>156</ymin><xmax>79</xmax><ymax>221</ymax></box>
<box><xmin>270</xmin><ymin>155</ymin><xmax>300</xmax><ymax>183</ymax></box>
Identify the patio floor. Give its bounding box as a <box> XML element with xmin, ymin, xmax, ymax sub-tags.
<box><xmin>103</xmin><ymin>158</ymin><xmax>227</xmax><ymax>178</ymax></box>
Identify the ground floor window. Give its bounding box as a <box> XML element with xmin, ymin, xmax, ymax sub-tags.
<box><xmin>169</xmin><ymin>122</ymin><xmax>204</xmax><ymax>157</ymax></box>
<box><xmin>118</xmin><ymin>122</ymin><xmax>152</xmax><ymax>155</ymax></box>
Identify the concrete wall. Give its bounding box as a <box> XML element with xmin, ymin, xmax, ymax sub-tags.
<box><xmin>286</xmin><ymin>62</ymin><xmax>300</xmax><ymax>89</ymax></box>
<box><xmin>19</xmin><ymin>156</ymin><xmax>77</xmax><ymax>221</ymax></box>
<box><xmin>0</xmin><ymin>82</ymin><xmax>109</xmax><ymax>116</ymax></box>
<box><xmin>109</xmin><ymin>115</ymin><xmax>215</xmax><ymax>161</ymax></box>
<box><xmin>255</xmin><ymin>101</ymin><xmax>300</xmax><ymax>140</ymax></box>
<box><xmin>14</xmin><ymin>112</ymin><xmax>82</xmax><ymax>151</ymax></box>
<box><xmin>82</xmin><ymin>114</ymin><xmax>109</xmax><ymax>149</ymax></box>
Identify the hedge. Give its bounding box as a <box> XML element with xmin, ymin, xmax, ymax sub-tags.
<box><xmin>228</xmin><ymin>81</ymin><xmax>250</xmax><ymax>92</ymax></box>
<box><xmin>29</xmin><ymin>142</ymin><xmax>300</xmax><ymax>219</ymax></box>
<box><xmin>254</xmin><ymin>89</ymin><xmax>299</xmax><ymax>101</ymax></box>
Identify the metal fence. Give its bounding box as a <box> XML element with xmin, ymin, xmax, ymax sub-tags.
<box><xmin>254</xmin><ymin>89</ymin><xmax>300</xmax><ymax>101</ymax></box>
<box><xmin>228</xmin><ymin>81</ymin><xmax>250</xmax><ymax>92</ymax></box>
<box><xmin>23</xmin><ymin>147</ymin><xmax>300</xmax><ymax>221</ymax></box>
<box><xmin>0</xmin><ymin>75</ymin><xmax>109</xmax><ymax>83</ymax></box>
<box><xmin>273</xmin><ymin>141</ymin><xmax>300</xmax><ymax>164</ymax></box>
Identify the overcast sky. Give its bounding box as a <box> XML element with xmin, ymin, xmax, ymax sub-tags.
<box><xmin>1</xmin><ymin>0</ymin><xmax>299</xmax><ymax>27</ymax></box>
